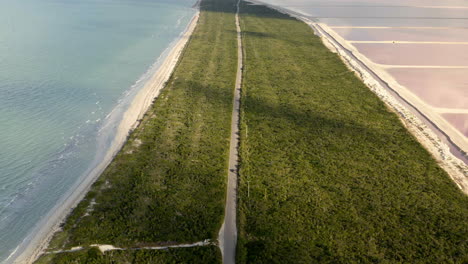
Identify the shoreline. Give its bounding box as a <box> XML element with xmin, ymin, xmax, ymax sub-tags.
<box><xmin>247</xmin><ymin>0</ymin><xmax>468</xmax><ymax>194</ymax></box>
<box><xmin>12</xmin><ymin>10</ymin><xmax>200</xmax><ymax>264</ymax></box>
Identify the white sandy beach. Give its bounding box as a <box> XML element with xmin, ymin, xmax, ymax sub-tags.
<box><xmin>11</xmin><ymin>10</ymin><xmax>200</xmax><ymax>264</ymax></box>
<box><xmin>248</xmin><ymin>0</ymin><xmax>468</xmax><ymax>194</ymax></box>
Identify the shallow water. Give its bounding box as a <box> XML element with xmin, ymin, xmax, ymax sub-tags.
<box><xmin>0</xmin><ymin>0</ymin><xmax>196</xmax><ymax>262</ymax></box>
<box><xmin>262</xmin><ymin>0</ymin><xmax>468</xmax><ymax>150</ymax></box>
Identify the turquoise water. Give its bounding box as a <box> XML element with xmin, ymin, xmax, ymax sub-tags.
<box><xmin>0</xmin><ymin>0</ymin><xmax>196</xmax><ymax>261</ymax></box>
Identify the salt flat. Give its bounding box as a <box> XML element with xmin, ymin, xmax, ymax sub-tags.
<box><xmin>353</xmin><ymin>43</ymin><xmax>468</xmax><ymax>66</ymax></box>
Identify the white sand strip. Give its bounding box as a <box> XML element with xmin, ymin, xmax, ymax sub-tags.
<box><xmin>13</xmin><ymin>10</ymin><xmax>200</xmax><ymax>264</ymax></box>
<box><xmin>89</xmin><ymin>240</ymin><xmax>213</xmax><ymax>254</ymax></box>
<box><xmin>45</xmin><ymin>247</ymin><xmax>84</xmax><ymax>255</ymax></box>
<box><xmin>349</xmin><ymin>41</ymin><xmax>468</xmax><ymax>44</ymax></box>
<box><xmin>44</xmin><ymin>240</ymin><xmax>214</xmax><ymax>255</ymax></box>
<box><xmin>132</xmin><ymin>239</ymin><xmax>213</xmax><ymax>251</ymax></box>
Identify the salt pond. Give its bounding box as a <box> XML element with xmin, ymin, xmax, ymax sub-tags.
<box><xmin>262</xmin><ymin>0</ymin><xmax>468</xmax><ymax>160</ymax></box>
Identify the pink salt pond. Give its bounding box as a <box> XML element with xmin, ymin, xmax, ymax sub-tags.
<box><xmin>333</xmin><ymin>28</ymin><xmax>468</xmax><ymax>42</ymax></box>
<box><xmin>387</xmin><ymin>68</ymin><xmax>468</xmax><ymax>109</ymax></box>
<box><xmin>353</xmin><ymin>43</ymin><xmax>468</xmax><ymax>66</ymax></box>
<box><xmin>443</xmin><ymin>114</ymin><xmax>468</xmax><ymax>137</ymax></box>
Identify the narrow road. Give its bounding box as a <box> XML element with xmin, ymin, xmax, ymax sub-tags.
<box><xmin>218</xmin><ymin>0</ymin><xmax>243</xmax><ymax>263</ymax></box>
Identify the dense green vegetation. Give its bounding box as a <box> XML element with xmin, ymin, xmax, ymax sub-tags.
<box><xmin>237</xmin><ymin>2</ymin><xmax>468</xmax><ymax>263</ymax></box>
<box><xmin>36</xmin><ymin>0</ymin><xmax>238</xmax><ymax>262</ymax></box>
<box><xmin>35</xmin><ymin>0</ymin><xmax>468</xmax><ymax>263</ymax></box>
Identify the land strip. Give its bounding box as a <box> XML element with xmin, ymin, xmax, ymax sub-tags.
<box><xmin>218</xmin><ymin>0</ymin><xmax>243</xmax><ymax>263</ymax></box>
<box><xmin>36</xmin><ymin>246</ymin><xmax>221</xmax><ymax>264</ymax></box>
<box><xmin>33</xmin><ymin>0</ymin><xmax>239</xmax><ymax>263</ymax></box>
<box><xmin>237</xmin><ymin>2</ymin><xmax>468</xmax><ymax>263</ymax></box>
<box><xmin>27</xmin><ymin>0</ymin><xmax>468</xmax><ymax>263</ymax></box>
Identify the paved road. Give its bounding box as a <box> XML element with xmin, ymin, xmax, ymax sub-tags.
<box><xmin>218</xmin><ymin>1</ymin><xmax>243</xmax><ymax>263</ymax></box>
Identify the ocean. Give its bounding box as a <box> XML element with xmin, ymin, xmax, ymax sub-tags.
<box><xmin>0</xmin><ymin>0</ymin><xmax>196</xmax><ymax>261</ymax></box>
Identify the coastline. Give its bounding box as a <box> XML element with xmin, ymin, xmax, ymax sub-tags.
<box><xmin>12</xmin><ymin>9</ymin><xmax>200</xmax><ymax>264</ymax></box>
<box><xmin>247</xmin><ymin>0</ymin><xmax>468</xmax><ymax>194</ymax></box>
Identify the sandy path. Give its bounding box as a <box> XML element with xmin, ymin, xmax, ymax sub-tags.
<box><xmin>12</xmin><ymin>10</ymin><xmax>200</xmax><ymax>264</ymax></box>
<box><xmin>45</xmin><ymin>239</ymin><xmax>214</xmax><ymax>255</ymax></box>
<box><xmin>218</xmin><ymin>0</ymin><xmax>243</xmax><ymax>263</ymax></box>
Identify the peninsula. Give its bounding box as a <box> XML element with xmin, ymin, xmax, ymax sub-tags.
<box><xmin>17</xmin><ymin>0</ymin><xmax>468</xmax><ymax>263</ymax></box>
